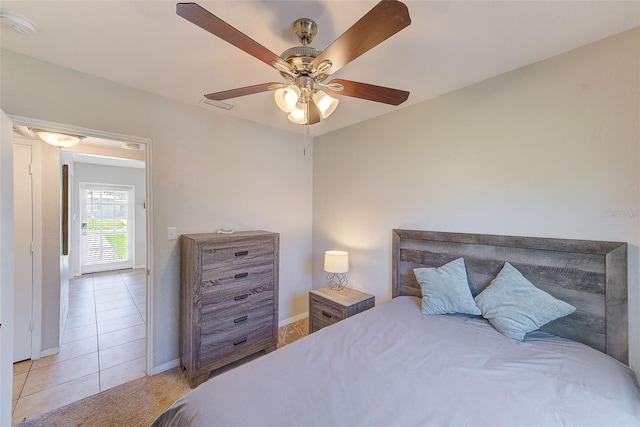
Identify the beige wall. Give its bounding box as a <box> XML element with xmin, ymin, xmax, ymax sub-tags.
<box><xmin>0</xmin><ymin>50</ymin><xmax>314</xmax><ymax>369</ymax></box>
<box><xmin>313</xmin><ymin>28</ymin><xmax>640</xmax><ymax>373</ymax></box>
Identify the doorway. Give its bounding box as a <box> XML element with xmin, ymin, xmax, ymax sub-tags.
<box><xmin>9</xmin><ymin>117</ymin><xmax>153</xmax><ymax>423</ymax></box>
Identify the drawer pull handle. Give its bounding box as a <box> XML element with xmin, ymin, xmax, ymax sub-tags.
<box><xmin>234</xmin><ymin>294</ymin><xmax>249</xmax><ymax>301</ymax></box>
<box><xmin>322</xmin><ymin>311</ymin><xmax>332</xmax><ymax>319</ymax></box>
<box><xmin>233</xmin><ymin>337</ymin><xmax>248</xmax><ymax>346</ymax></box>
<box><xmin>234</xmin><ymin>272</ymin><xmax>249</xmax><ymax>279</ymax></box>
<box><xmin>234</xmin><ymin>315</ymin><xmax>248</xmax><ymax>324</ymax></box>
<box><xmin>235</xmin><ymin>251</ymin><xmax>249</xmax><ymax>257</ymax></box>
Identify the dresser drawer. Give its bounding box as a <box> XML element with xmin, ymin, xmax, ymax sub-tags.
<box><xmin>197</xmin><ymin>300</ymin><xmax>273</xmax><ymax>339</ymax></box>
<box><xmin>310</xmin><ymin>296</ymin><xmax>346</xmax><ymax>327</ymax></box>
<box><xmin>201</xmin><ymin>280</ymin><xmax>273</xmax><ymax>315</ymax></box>
<box><xmin>197</xmin><ymin>315</ymin><xmax>274</xmax><ymax>371</ymax></box>
<box><xmin>201</xmin><ymin>241</ymin><xmax>274</xmax><ymax>267</ymax></box>
<box><xmin>201</xmin><ymin>261</ymin><xmax>273</xmax><ymax>290</ymax></box>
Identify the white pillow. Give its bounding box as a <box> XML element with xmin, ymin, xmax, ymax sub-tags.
<box><xmin>474</xmin><ymin>262</ymin><xmax>576</xmax><ymax>340</ymax></box>
<box><xmin>414</xmin><ymin>258</ymin><xmax>481</xmax><ymax>316</ymax></box>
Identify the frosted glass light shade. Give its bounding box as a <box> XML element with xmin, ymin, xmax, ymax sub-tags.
<box><xmin>313</xmin><ymin>90</ymin><xmax>339</xmax><ymax>118</ymax></box>
<box><xmin>287</xmin><ymin>102</ymin><xmax>308</xmax><ymax>124</ymax></box>
<box><xmin>36</xmin><ymin>131</ymin><xmax>80</xmax><ymax>148</ymax></box>
<box><xmin>274</xmin><ymin>85</ymin><xmax>301</xmax><ymax>112</ymax></box>
<box><xmin>324</xmin><ymin>251</ymin><xmax>349</xmax><ymax>273</ymax></box>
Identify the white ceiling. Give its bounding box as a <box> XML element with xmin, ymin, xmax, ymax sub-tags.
<box><xmin>1</xmin><ymin>1</ymin><xmax>639</xmax><ymax>136</ymax></box>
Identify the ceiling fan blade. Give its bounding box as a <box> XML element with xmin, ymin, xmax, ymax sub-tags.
<box><xmin>328</xmin><ymin>79</ymin><xmax>409</xmax><ymax>106</ymax></box>
<box><xmin>204</xmin><ymin>82</ymin><xmax>283</xmax><ymax>101</ymax></box>
<box><xmin>311</xmin><ymin>0</ymin><xmax>411</xmax><ymax>75</ymax></box>
<box><xmin>177</xmin><ymin>3</ymin><xmax>293</xmax><ymax>73</ymax></box>
<box><xmin>308</xmin><ymin>101</ymin><xmax>321</xmax><ymax>125</ymax></box>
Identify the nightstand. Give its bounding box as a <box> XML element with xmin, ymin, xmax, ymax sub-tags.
<box><xmin>309</xmin><ymin>286</ymin><xmax>375</xmax><ymax>333</ymax></box>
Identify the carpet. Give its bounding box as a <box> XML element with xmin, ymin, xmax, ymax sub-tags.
<box><xmin>15</xmin><ymin>367</ymin><xmax>191</xmax><ymax>427</ymax></box>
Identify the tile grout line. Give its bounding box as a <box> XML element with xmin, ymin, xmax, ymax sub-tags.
<box><xmin>14</xmin><ymin>361</ymin><xmax>31</xmax><ymax>406</ymax></box>
<box><xmin>120</xmin><ymin>271</ymin><xmax>140</xmax><ymax>318</ymax></box>
<box><xmin>93</xmin><ymin>273</ymin><xmax>103</xmax><ymax>392</ymax></box>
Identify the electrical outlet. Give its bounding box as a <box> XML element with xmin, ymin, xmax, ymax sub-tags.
<box><xmin>167</xmin><ymin>226</ymin><xmax>177</xmax><ymax>240</ymax></box>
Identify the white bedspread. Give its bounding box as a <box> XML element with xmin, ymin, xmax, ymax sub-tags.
<box><xmin>153</xmin><ymin>296</ymin><xmax>640</xmax><ymax>426</ymax></box>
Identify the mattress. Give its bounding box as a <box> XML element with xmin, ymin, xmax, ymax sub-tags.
<box><xmin>153</xmin><ymin>296</ymin><xmax>640</xmax><ymax>426</ymax></box>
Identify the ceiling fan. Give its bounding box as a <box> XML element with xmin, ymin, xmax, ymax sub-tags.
<box><xmin>176</xmin><ymin>1</ymin><xmax>411</xmax><ymax>125</ymax></box>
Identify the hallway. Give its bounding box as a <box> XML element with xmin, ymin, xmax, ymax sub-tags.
<box><xmin>12</xmin><ymin>269</ymin><xmax>146</xmax><ymax>425</ymax></box>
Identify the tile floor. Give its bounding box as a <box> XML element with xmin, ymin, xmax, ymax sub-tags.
<box><xmin>11</xmin><ymin>268</ymin><xmax>146</xmax><ymax>425</ymax></box>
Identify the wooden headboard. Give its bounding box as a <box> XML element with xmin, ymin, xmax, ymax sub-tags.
<box><xmin>391</xmin><ymin>229</ymin><xmax>629</xmax><ymax>364</ymax></box>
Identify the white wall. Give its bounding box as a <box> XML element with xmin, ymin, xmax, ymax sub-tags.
<box><xmin>313</xmin><ymin>28</ymin><xmax>640</xmax><ymax>373</ymax></box>
<box><xmin>0</xmin><ymin>50</ymin><xmax>314</xmax><ymax>369</ymax></box>
<box><xmin>72</xmin><ymin>162</ymin><xmax>147</xmax><ymax>271</ymax></box>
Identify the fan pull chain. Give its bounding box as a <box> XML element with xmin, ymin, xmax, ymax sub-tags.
<box><xmin>303</xmin><ymin>102</ymin><xmax>310</xmax><ymax>156</ymax></box>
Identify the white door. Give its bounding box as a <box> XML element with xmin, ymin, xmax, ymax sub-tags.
<box><xmin>13</xmin><ymin>143</ymin><xmax>33</xmax><ymax>362</ymax></box>
<box><xmin>80</xmin><ymin>183</ymin><xmax>134</xmax><ymax>273</ymax></box>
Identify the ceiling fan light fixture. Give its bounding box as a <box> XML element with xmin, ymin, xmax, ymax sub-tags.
<box><xmin>36</xmin><ymin>131</ymin><xmax>82</xmax><ymax>148</ymax></box>
<box><xmin>275</xmin><ymin>85</ymin><xmax>301</xmax><ymax>112</ymax></box>
<box><xmin>313</xmin><ymin>90</ymin><xmax>339</xmax><ymax>118</ymax></box>
<box><xmin>288</xmin><ymin>102</ymin><xmax>308</xmax><ymax>125</ymax></box>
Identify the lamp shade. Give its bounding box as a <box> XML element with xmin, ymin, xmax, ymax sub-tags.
<box><xmin>287</xmin><ymin>102</ymin><xmax>308</xmax><ymax>124</ymax></box>
<box><xmin>36</xmin><ymin>131</ymin><xmax>81</xmax><ymax>148</ymax></box>
<box><xmin>274</xmin><ymin>85</ymin><xmax>301</xmax><ymax>112</ymax></box>
<box><xmin>324</xmin><ymin>251</ymin><xmax>349</xmax><ymax>273</ymax></box>
<box><xmin>312</xmin><ymin>90</ymin><xmax>339</xmax><ymax>119</ymax></box>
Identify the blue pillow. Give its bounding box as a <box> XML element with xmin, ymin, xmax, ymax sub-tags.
<box><xmin>474</xmin><ymin>262</ymin><xmax>576</xmax><ymax>340</ymax></box>
<box><xmin>414</xmin><ymin>258</ymin><xmax>481</xmax><ymax>316</ymax></box>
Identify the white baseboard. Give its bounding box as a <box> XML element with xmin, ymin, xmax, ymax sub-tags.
<box><xmin>278</xmin><ymin>312</ymin><xmax>309</xmax><ymax>328</ymax></box>
<box><xmin>134</xmin><ymin>264</ymin><xmax>146</xmax><ymax>270</ymax></box>
<box><xmin>149</xmin><ymin>358</ymin><xmax>181</xmax><ymax>376</ymax></box>
<box><xmin>39</xmin><ymin>347</ymin><xmax>60</xmax><ymax>359</ymax></box>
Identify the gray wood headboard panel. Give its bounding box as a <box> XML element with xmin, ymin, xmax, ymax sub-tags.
<box><xmin>391</xmin><ymin>229</ymin><xmax>629</xmax><ymax>364</ymax></box>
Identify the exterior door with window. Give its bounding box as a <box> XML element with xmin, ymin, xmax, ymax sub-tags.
<box><xmin>80</xmin><ymin>183</ymin><xmax>134</xmax><ymax>273</ymax></box>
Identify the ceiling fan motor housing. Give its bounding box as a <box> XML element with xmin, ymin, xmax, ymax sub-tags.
<box><xmin>279</xmin><ymin>46</ymin><xmax>325</xmax><ymax>81</ymax></box>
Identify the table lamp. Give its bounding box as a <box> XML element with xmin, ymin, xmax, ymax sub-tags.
<box><xmin>324</xmin><ymin>250</ymin><xmax>349</xmax><ymax>290</ymax></box>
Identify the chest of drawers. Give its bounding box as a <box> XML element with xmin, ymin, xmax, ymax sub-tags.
<box><xmin>180</xmin><ymin>231</ymin><xmax>279</xmax><ymax>388</ymax></box>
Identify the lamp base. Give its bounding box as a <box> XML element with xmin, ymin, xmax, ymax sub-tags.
<box><xmin>326</xmin><ymin>273</ymin><xmax>348</xmax><ymax>290</ymax></box>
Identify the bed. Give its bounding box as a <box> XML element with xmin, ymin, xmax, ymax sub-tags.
<box><xmin>152</xmin><ymin>229</ymin><xmax>640</xmax><ymax>426</ymax></box>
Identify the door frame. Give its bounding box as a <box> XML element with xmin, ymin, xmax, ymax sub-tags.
<box><xmin>8</xmin><ymin>115</ymin><xmax>154</xmax><ymax>374</ymax></box>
